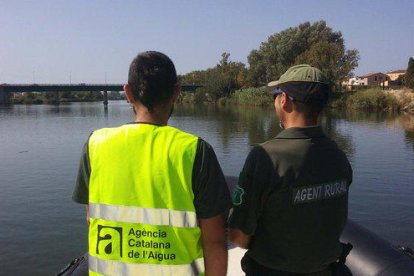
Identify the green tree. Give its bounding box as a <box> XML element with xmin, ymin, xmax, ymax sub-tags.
<box><xmin>218</xmin><ymin>52</ymin><xmax>231</xmax><ymax>67</ymax></box>
<box><xmin>247</xmin><ymin>20</ymin><xmax>359</xmax><ymax>87</ymax></box>
<box><xmin>247</xmin><ymin>50</ymin><xmax>267</xmax><ymax>86</ymax></box>
<box><xmin>180</xmin><ymin>53</ymin><xmax>247</xmax><ymax>101</ymax></box>
<box><xmin>405</xmin><ymin>57</ymin><xmax>414</xmax><ymax>88</ymax></box>
<box><xmin>295</xmin><ymin>41</ymin><xmax>359</xmax><ymax>88</ymax></box>
<box><xmin>179</xmin><ymin>70</ymin><xmax>209</xmax><ymax>85</ymax></box>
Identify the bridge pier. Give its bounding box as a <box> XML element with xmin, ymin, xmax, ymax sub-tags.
<box><xmin>0</xmin><ymin>87</ymin><xmax>11</xmax><ymax>105</ymax></box>
<box><xmin>103</xmin><ymin>90</ymin><xmax>108</xmax><ymax>109</ymax></box>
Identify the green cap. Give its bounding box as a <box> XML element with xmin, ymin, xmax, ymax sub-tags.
<box><xmin>267</xmin><ymin>64</ymin><xmax>330</xmax><ymax>106</ymax></box>
<box><xmin>268</xmin><ymin>64</ymin><xmax>329</xmax><ymax>87</ymax></box>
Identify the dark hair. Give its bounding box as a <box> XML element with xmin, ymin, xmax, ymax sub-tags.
<box><xmin>292</xmin><ymin>100</ymin><xmax>323</xmax><ymax>117</ymax></box>
<box><xmin>128</xmin><ymin>51</ymin><xmax>177</xmax><ymax>111</ymax></box>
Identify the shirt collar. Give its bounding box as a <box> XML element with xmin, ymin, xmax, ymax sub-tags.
<box><xmin>275</xmin><ymin>125</ymin><xmax>325</xmax><ymax>139</ymax></box>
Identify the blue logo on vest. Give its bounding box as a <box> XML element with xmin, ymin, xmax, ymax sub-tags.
<box><xmin>97</xmin><ymin>225</ymin><xmax>123</xmax><ymax>257</ymax></box>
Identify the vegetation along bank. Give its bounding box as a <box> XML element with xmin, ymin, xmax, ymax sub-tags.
<box><xmin>179</xmin><ymin>21</ymin><xmax>414</xmax><ymax>113</ymax></box>
<box><xmin>11</xmin><ymin>21</ymin><xmax>414</xmax><ymax>112</ymax></box>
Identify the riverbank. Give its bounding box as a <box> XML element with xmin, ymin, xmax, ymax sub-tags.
<box><xmin>8</xmin><ymin>87</ymin><xmax>414</xmax><ymax>114</ymax></box>
<box><xmin>329</xmin><ymin>88</ymin><xmax>414</xmax><ymax>113</ymax></box>
<box><xmin>11</xmin><ymin>91</ymin><xmax>104</xmax><ymax>104</ymax></box>
<box><xmin>202</xmin><ymin>87</ymin><xmax>414</xmax><ymax>114</ymax></box>
<box><xmin>10</xmin><ymin>91</ymin><xmax>125</xmax><ymax>104</ymax></box>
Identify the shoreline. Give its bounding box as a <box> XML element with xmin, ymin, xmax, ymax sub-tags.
<box><xmin>6</xmin><ymin>88</ymin><xmax>414</xmax><ymax>114</ymax></box>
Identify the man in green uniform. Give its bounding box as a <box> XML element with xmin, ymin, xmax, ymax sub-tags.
<box><xmin>229</xmin><ymin>64</ymin><xmax>353</xmax><ymax>275</ymax></box>
<box><xmin>73</xmin><ymin>51</ymin><xmax>231</xmax><ymax>275</ymax></box>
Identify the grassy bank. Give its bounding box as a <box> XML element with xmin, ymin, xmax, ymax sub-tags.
<box><xmin>223</xmin><ymin>86</ymin><xmax>414</xmax><ymax>113</ymax></box>
<box><xmin>329</xmin><ymin>88</ymin><xmax>414</xmax><ymax>113</ymax></box>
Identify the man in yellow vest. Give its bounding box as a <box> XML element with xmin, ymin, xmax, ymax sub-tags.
<box><xmin>73</xmin><ymin>51</ymin><xmax>231</xmax><ymax>275</ymax></box>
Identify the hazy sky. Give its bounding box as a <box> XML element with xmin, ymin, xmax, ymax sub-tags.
<box><xmin>1</xmin><ymin>0</ymin><xmax>413</xmax><ymax>84</ymax></box>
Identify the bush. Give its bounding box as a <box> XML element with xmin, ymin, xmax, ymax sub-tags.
<box><xmin>179</xmin><ymin>90</ymin><xmax>210</xmax><ymax>104</ymax></box>
<box><xmin>348</xmin><ymin>88</ymin><xmax>398</xmax><ymax>111</ymax></box>
<box><xmin>193</xmin><ymin>90</ymin><xmax>208</xmax><ymax>104</ymax></box>
<box><xmin>389</xmin><ymin>89</ymin><xmax>414</xmax><ymax>113</ymax></box>
<box><xmin>398</xmin><ymin>93</ymin><xmax>414</xmax><ymax>112</ymax></box>
<box><xmin>11</xmin><ymin>91</ymin><xmax>105</xmax><ymax>104</ymax></box>
<box><xmin>179</xmin><ymin>92</ymin><xmax>195</xmax><ymax>104</ymax></box>
<box><xmin>229</xmin><ymin>87</ymin><xmax>271</xmax><ymax>106</ymax></box>
<box><xmin>330</xmin><ymin>88</ymin><xmax>399</xmax><ymax>112</ymax></box>
<box><xmin>328</xmin><ymin>92</ymin><xmax>347</xmax><ymax>108</ymax></box>
<box><xmin>217</xmin><ymin>97</ymin><xmax>227</xmax><ymax>106</ymax></box>
<box><xmin>12</xmin><ymin>92</ymin><xmax>45</xmax><ymax>104</ymax></box>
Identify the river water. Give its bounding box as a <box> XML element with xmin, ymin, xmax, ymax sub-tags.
<box><xmin>0</xmin><ymin>101</ymin><xmax>413</xmax><ymax>275</ymax></box>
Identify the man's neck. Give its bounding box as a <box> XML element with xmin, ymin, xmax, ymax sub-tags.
<box><xmin>133</xmin><ymin>104</ymin><xmax>170</xmax><ymax>126</ymax></box>
<box><xmin>282</xmin><ymin>113</ymin><xmax>318</xmax><ymax>129</ymax></box>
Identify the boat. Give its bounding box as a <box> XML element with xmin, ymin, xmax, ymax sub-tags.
<box><xmin>59</xmin><ymin>176</ymin><xmax>414</xmax><ymax>275</ymax></box>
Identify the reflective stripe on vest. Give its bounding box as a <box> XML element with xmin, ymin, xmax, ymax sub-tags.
<box><xmin>89</xmin><ymin>254</ymin><xmax>204</xmax><ymax>276</ymax></box>
<box><xmin>89</xmin><ymin>203</ymin><xmax>198</xmax><ymax>228</ymax></box>
<box><xmin>87</xmin><ymin>124</ymin><xmax>203</xmax><ymax>273</ymax></box>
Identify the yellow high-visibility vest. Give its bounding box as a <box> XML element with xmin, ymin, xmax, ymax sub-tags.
<box><xmin>87</xmin><ymin>124</ymin><xmax>204</xmax><ymax>275</ymax></box>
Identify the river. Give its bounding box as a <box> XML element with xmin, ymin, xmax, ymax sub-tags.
<box><xmin>0</xmin><ymin>101</ymin><xmax>413</xmax><ymax>275</ymax></box>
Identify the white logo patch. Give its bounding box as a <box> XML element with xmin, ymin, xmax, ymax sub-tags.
<box><xmin>292</xmin><ymin>179</ymin><xmax>348</xmax><ymax>204</ymax></box>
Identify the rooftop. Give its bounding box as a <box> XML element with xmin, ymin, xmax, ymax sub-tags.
<box><xmin>387</xmin><ymin>69</ymin><xmax>406</xmax><ymax>74</ymax></box>
<box><xmin>358</xmin><ymin>72</ymin><xmax>387</xmax><ymax>78</ymax></box>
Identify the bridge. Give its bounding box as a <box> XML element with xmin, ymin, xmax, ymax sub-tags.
<box><xmin>0</xmin><ymin>83</ymin><xmax>202</xmax><ymax>106</ymax></box>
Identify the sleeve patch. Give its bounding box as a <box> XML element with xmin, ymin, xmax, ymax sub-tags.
<box><xmin>232</xmin><ymin>185</ymin><xmax>245</xmax><ymax>206</ymax></box>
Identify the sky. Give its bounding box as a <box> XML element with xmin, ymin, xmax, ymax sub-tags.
<box><xmin>1</xmin><ymin>0</ymin><xmax>413</xmax><ymax>84</ymax></box>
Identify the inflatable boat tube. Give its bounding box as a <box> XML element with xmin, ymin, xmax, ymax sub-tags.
<box><xmin>340</xmin><ymin>220</ymin><xmax>414</xmax><ymax>275</ymax></box>
<box><xmin>59</xmin><ymin>176</ymin><xmax>414</xmax><ymax>275</ymax></box>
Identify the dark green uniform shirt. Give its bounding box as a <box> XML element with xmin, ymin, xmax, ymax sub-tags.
<box><xmin>73</xmin><ymin>124</ymin><xmax>232</xmax><ymax>219</ymax></box>
<box><xmin>229</xmin><ymin>126</ymin><xmax>352</xmax><ymax>273</ymax></box>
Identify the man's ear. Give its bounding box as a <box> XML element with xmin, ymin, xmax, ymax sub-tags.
<box><xmin>280</xmin><ymin>92</ymin><xmax>290</xmax><ymax>108</ymax></box>
<box><xmin>171</xmin><ymin>84</ymin><xmax>181</xmax><ymax>103</ymax></box>
<box><xmin>124</xmin><ymin>84</ymin><xmax>134</xmax><ymax>103</ymax></box>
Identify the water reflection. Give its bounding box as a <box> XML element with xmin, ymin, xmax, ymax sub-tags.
<box><xmin>386</xmin><ymin>114</ymin><xmax>414</xmax><ymax>151</ymax></box>
<box><xmin>334</xmin><ymin>108</ymin><xmax>398</xmax><ymax>123</ymax></box>
<box><xmin>406</xmin><ymin>130</ymin><xmax>414</xmax><ymax>150</ymax></box>
<box><xmin>1</xmin><ymin>102</ymin><xmax>414</xmax><ymax>276</ymax></box>
<box><xmin>322</xmin><ymin>109</ymin><xmax>355</xmax><ymax>157</ymax></box>
<box><xmin>175</xmin><ymin>104</ymin><xmax>355</xmax><ymax>155</ymax></box>
<box><xmin>176</xmin><ymin>104</ymin><xmax>280</xmax><ymax>147</ymax></box>
<box><xmin>323</xmin><ymin>109</ymin><xmax>414</xmax><ymax>156</ymax></box>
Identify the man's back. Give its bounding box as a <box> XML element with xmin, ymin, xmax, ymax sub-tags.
<box><xmin>229</xmin><ymin>64</ymin><xmax>353</xmax><ymax>275</ymax></box>
<box><xmin>89</xmin><ymin>124</ymin><xmax>199</xmax><ymax>210</ymax></box>
<box><xmin>87</xmin><ymin>124</ymin><xmax>204</xmax><ymax>274</ymax></box>
<box><xmin>74</xmin><ymin>51</ymin><xmax>231</xmax><ymax>276</ymax></box>
<box><xmin>245</xmin><ymin>126</ymin><xmax>352</xmax><ymax>272</ymax></box>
